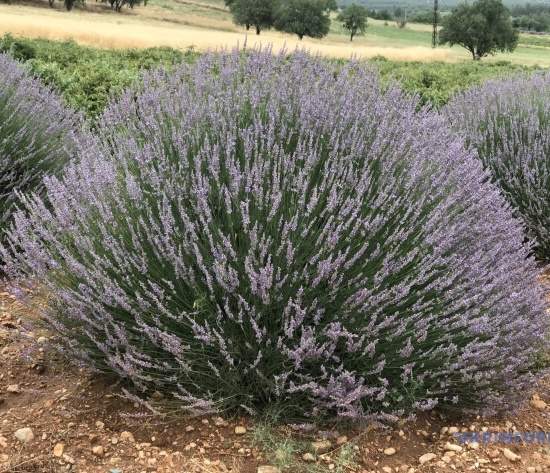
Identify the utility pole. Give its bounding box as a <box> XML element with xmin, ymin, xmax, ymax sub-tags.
<box><xmin>432</xmin><ymin>0</ymin><xmax>439</xmax><ymax>47</ymax></box>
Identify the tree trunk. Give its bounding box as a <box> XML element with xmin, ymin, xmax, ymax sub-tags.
<box><xmin>350</xmin><ymin>30</ymin><xmax>354</xmax><ymax>41</ymax></box>
<box><xmin>256</xmin><ymin>25</ymin><xmax>260</xmax><ymax>35</ymax></box>
<box><xmin>298</xmin><ymin>34</ymin><xmax>304</xmax><ymax>40</ymax></box>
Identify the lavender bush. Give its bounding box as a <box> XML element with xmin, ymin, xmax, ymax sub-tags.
<box><xmin>2</xmin><ymin>50</ymin><xmax>547</xmax><ymax>420</ymax></box>
<box><xmin>0</xmin><ymin>53</ymin><xmax>79</xmax><ymax>247</ymax></box>
<box><xmin>445</xmin><ymin>72</ymin><xmax>550</xmax><ymax>261</ymax></box>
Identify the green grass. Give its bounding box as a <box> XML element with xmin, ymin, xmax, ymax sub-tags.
<box><xmin>251</xmin><ymin>422</ymin><xmax>359</xmax><ymax>473</ymax></box>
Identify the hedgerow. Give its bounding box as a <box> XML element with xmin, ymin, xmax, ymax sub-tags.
<box><xmin>445</xmin><ymin>72</ymin><xmax>550</xmax><ymax>261</ymax></box>
<box><xmin>0</xmin><ymin>53</ymin><xmax>80</xmax><ymax>249</ymax></box>
<box><xmin>2</xmin><ymin>50</ymin><xmax>547</xmax><ymax>420</ymax></box>
<box><xmin>0</xmin><ymin>34</ymin><xmax>536</xmax><ymax>117</ymax></box>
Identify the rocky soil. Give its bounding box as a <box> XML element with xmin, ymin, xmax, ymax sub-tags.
<box><xmin>1</xmin><ymin>289</ymin><xmax>550</xmax><ymax>473</ymax></box>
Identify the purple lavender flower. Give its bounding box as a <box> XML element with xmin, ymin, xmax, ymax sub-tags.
<box><xmin>444</xmin><ymin>71</ymin><xmax>550</xmax><ymax>261</ymax></box>
<box><xmin>2</xmin><ymin>49</ymin><xmax>547</xmax><ymax>421</ymax></box>
<box><xmin>0</xmin><ymin>53</ymin><xmax>80</xmax><ymax>249</ymax></box>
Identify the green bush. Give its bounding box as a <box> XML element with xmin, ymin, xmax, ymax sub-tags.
<box><xmin>371</xmin><ymin>58</ymin><xmax>533</xmax><ymax>107</ymax></box>
<box><xmin>0</xmin><ymin>35</ymin><xmax>198</xmax><ymax>118</ymax></box>
<box><xmin>3</xmin><ymin>50</ymin><xmax>546</xmax><ymax>420</ymax></box>
<box><xmin>0</xmin><ymin>35</ymin><xmax>543</xmax><ymax>117</ymax></box>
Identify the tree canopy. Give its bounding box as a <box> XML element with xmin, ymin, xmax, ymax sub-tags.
<box><xmin>337</xmin><ymin>4</ymin><xmax>368</xmax><ymax>41</ymax></box>
<box><xmin>439</xmin><ymin>0</ymin><xmax>518</xmax><ymax>60</ymax></box>
<box><xmin>274</xmin><ymin>0</ymin><xmax>334</xmax><ymax>40</ymax></box>
<box><xmin>228</xmin><ymin>0</ymin><xmax>276</xmax><ymax>34</ymax></box>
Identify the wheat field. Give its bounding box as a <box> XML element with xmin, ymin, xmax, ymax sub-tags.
<box><xmin>0</xmin><ymin>0</ymin><xmax>548</xmax><ymax>65</ymax></box>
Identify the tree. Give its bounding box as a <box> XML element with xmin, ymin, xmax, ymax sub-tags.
<box><xmin>368</xmin><ymin>8</ymin><xmax>392</xmax><ymax>21</ymax></box>
<box><xmin>274</xmin><ymin>0</ymin><xmax>332</xmax><ymax>40</ymax></box>
<box><xmin>439</xmin><ymin>0</ymin><xmax>518</xmax><ymax>60</ymax></box>
<box><xmin>229</xmin><ymin>0</ymin><xmax>275</xmax><ymax>34</ymax></box>
<box><xmin>394</xmin><ymin>6</ymin><xmax>407</xmax><ymax>28</ymax></box>
<box><xmin>337</xmin><ymin>4</ymin><xmax>368</xmax><ymax>41</ymax></box>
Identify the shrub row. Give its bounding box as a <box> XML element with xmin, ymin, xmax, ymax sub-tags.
<box><xmin>0</xmin><ymin>34</ymin><xmax>536</xmax><ymax>117</ymax></box>
<box><xmin>1</xmin><ymin>50</ymin><xmax>547</xmax><ymax>421</ymax></box>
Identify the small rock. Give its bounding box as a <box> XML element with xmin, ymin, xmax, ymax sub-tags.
<box><xmin>14</xmin><ymin>428</ymin><xmax>34</xmax><ymax>444</ymax></box>
<box><xmin>184</xmin><ymin>442</ymin><xmax>197</xmax><ymax>451</ymax></box>
<box><xmin>440</xmin><ymin>427</ymin><xmax>448</xmax><ymax>435</ymax></box>
<box><xmin>467</xmin><ymin>441</ymin><xmax>480</xmax><ymax>450</ymax></box>
<box><xmin>302</xmin><ymin>452</ymin><xmax>316</xmax><ymax>462</ymax></box>
<box><xmin>234</xmin><ymin>426</ymin><xmax>247</xmax><ymax>435</ymax></box>
<box><xmin>487</xmin><ymin>448</ymin><xmax>500</xmax><ymax>459</ymax></box>
<box><xmin>382</xmin><ymin>467</ymin><xmax>392</xmax><ymax>473</ymax></box>
<box><xmin>6</xmin><ymin>385</ymin><xmax>19</xmax><ymax>394</ymax></box>
<box><xmin>37</xmin><ymin>336</ymin><xmax>48</xmax><ymax>344</ymax></box>
<box><xmin>502</xmin><ymin>448</ymin><xmax>520</xmax><ymax>462</ymax></box>
<box><xmin>336</xmin><ymin>435</ymin><xmax>348</xmax><ymax>445</ymax></box>
<box><xmin>53</xmin><ymin>443</ymin><xmax>65</xmax><ymax>457</ymax></box>
<box><xmin>62</xmin><ymin>454</ymin><xmax>75</xmax><ymax>464</ymax></box>
<box><xmin>95</xmin><ymin>421</ymin><xmax>104</xmax><ymax>430</ymax></box>
<box><xmin>257</xmin><ymin>466</ymin><xmax>281</xmax><ymax>473</ymax></box>
<box><xmin>444</xmin><ymin>442</ymin><xmax>463</xmax><ymax>452</ymax></box>
<box><xmin>0</xmin><ymin>435</ymin><xmax>7</xmax><ymax>448</ymax></box>
<box><xmin>384</xmin><ymin>447</ymin><xmax>396</xmax><ymax>456</ymax></box>
<box><xmin>311</xmin><ymin>440</ymin><xmax>331</xmax><ymax>453</ymax></box>
<box><xmin>527</xmin><ymin>467</ymin><xmax>536</xmax><ymax>473</ymax></box>
<box><xmin>214</xmin><ymin>417</ymin><xmax>228</xmax><ymax>427</ymax></box>
<box><xmin>530</xmin><ymin>396</ymin><xmax>547</xmax><ymax>411</ymax></box>
<box><xmin>185</xmin><ymin>425</ymin><xmax>195</xmax><ymax>433</ymax></box>
<box><xmin>120</xmin><ymin>431</ymin><xmax>135</xmax><ymax>442</ymax></box>
<box><xmin>447</xmin><ymin>427</ymin><xmax>459</xmax><ymax>434</ymax></box>
<box><xmin>419</xmin><ymin>453</ymin><xmax>437</xmax><ymax>465</ymax></box>
<box><xmin>92</xmin><ymin>445</ymin><xmax>104</xmax><ymax>457</ymax></box>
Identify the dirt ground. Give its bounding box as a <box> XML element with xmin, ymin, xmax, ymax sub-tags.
<box><xmin>1</xmin><ymin>288</ymin><xmax>550</xmax><ymax>473</ymax></box>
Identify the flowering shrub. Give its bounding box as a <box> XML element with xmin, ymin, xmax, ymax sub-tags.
<box><xmin>0</xmin><ymin>53</ymin><xmax>79</xmax><ymax>246</ymax></box>
<box><xmin>445</xmin><ymin>72</ymin><xmax>550</xmax><ymax>261</ymax></box>
<box><xmin>2</xmin><ymin>50</ymin><xmax>547</xmax><ymax>420</ymax></box>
